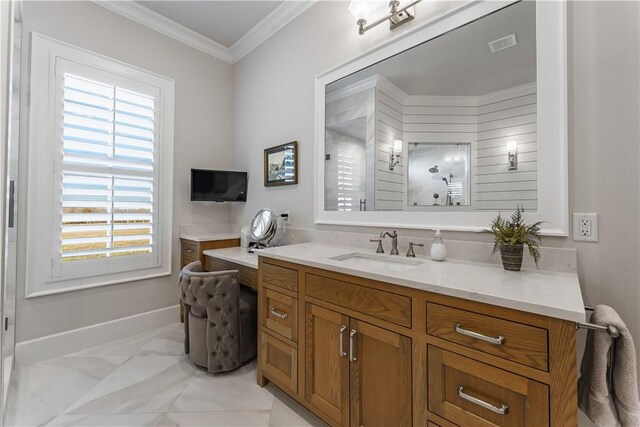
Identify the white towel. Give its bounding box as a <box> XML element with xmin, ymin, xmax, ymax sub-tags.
<box><xmin>578</xmin><ymin>305</ymin><xmax>640</xmax><ymax>427</ymax></box>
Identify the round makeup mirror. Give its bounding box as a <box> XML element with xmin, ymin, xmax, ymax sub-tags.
<box><xmin>250</xmin><ymin>208</ymin><xmax>277</xmax><ymax>249</ymax></box>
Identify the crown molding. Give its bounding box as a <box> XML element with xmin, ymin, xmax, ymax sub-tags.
<box><xmin>229</xmin><ymin>1</ymin><xmax>317</xmax><ymax>64</ymax></box>
<box><xmin>91</xmin><ymin>0</ymin><xmax>233</xmax><ymax>64</ymax></box>
<box><xmin>91</xmin><ymin>1</ymin><xmax>317</xmax><ymax>65</ymax></box>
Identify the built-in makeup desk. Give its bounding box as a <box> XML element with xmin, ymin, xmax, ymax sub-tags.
<box><xmin>202</xmin><ymin>247</ymin><xmax>258</xmax><ymax>290</ymax></box>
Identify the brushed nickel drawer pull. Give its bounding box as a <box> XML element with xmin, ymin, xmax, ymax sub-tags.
<box><xmin>458</xmin><ymin>386</ymin><xmax>509</xmax><ymax>415</ymax></box>
<box><xmin>269</xmin><ymin>308</ymin><xmax>288</xmax><ymax>319</ymax></box>
<box><xmin>339</xmin><ymin>325</ymin><xmax>347</xmax><ymax>357</ymax></box>
<box><xmin>349</xmin><ymin>329</ymin><xmax>357</xmax><ymax>362</ymax></box>
<box><xmin>455</xmin><ymin>324</ymin><xmax>505</xmax><ymax>345</ymax></box>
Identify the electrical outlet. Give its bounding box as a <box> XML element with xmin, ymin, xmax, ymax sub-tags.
<box><xmin>282</xmin><ymin>210</ymin><xmax>291</xmax><ymax>225</ymax></box>
<box><xmin>573</xmin><ymin>213</ymin><xmax>598</xmax><ymax>242</ymax></box>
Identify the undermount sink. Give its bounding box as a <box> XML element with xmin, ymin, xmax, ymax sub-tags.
<box><xmin>329</xmin><ymin>252</ymin><xmax>425</xmax><ymax>273</ymax></box>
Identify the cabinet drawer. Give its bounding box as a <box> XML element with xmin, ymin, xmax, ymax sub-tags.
<box><xmin>306</xmin><ymin>273</ymin><xmax>412</xmax><ymax>328</ymax></box>
<box><xmin>428</xmin><ymin>346</ymin><xmax>549</xmax><ymax>427</ymax></box>
<box><xmin>260</xmin><ymin>331</ymin><xmax>297</xmax><ymax>395</ymax></box>
<box><xmin>426</xmin><ymin>303</ymin><xmax>548</xmax><ymax>371</ymax></box>
<box><xmin>264</xmin><ymin>288</ymin><xmax>298</xmax><ymax>342</ymax></box>
<box><xmin>262</xmin><ymin>263</ymin><xmax>298</xmax><ymax>292</ymax></box>
<box><xmin>181</xmin><ymin>241</ymin><xmax>199</xmax><ymax>261</ymax></box>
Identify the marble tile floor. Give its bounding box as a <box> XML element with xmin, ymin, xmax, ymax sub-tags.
<box><xmin>4</xmin><ymin>323</ymin><xmax>326</xmax><ymax>427</ymax></box>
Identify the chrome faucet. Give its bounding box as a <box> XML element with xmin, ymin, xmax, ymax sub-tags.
<box><xmin>369</xmin><ymin>238</ymin><xmax>384</xmax><ymax>254</ymax></box>
<box><xmin>406</xmin><ymin>242</ymin><xmax>424</xmax><ymax>258</ymax></box>
<box><xmin>380</xmin><ymin>230</ymin><xmax>399</xmax><ymax>255</ymax></box>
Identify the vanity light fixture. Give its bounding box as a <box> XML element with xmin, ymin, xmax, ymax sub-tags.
<box><xmin>507</xmin><ymin>140</ymin><xmax>518</xmax><ymax>170</ymax></box>
<box><xmin>349</xmin><ymin>0</ymin><xmax>422</xmax><ymax>35</ymax></box>
<box><xmin>389</xmin><ymin>139</ymin><xmax>403</xmax><ymax>170</ymax></box>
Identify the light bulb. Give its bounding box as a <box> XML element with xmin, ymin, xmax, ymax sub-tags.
<box><xmin>393</xmin><ymin>139</ymin><xmax>403</xmax><ymax>154</ymax></box>
<box><xmin>507</xmin><ymin>140</ymin><xmax>517</xmax><ymax>153</ymax></box>
<box><xmin>348</xmin><ymin>0</ymin><xmax>388</xmax><ymax>21</ymax></box>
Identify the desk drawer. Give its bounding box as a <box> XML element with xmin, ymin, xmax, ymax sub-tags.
<box><xmin>306</xmin><ymin>273</ymin><xmax>412</xmax><ymax>328</ymax></box>
<box><xmin>428</xmin><ymin>346</ymin><xmax>549</xmax><ymax>427</ymax></box>
<box><xmin>204</xmin><ymin>257</ymin><xmax>231</xmax><ymax>272</ymax></box>
<box><xmin>181</xmin><ymin>241</ymin><xmax>199</xmax><ymax>262</ymax></box>
<box><xmin>261</xmin><ymin>331</ymin><xmax>297</xmax><ymax>395</ymax></box>
<box><xmin>264</xmin><ymin>288</ymin><xmax>298</xmax><ymax>342</ymax></box>
<box><xmin>205</xmin><ymin>256</ymin><xmax>257</xmax><ymax>289</ymax></box>
<box><xmin>426</xmin><ymin>303</ymin><xmax>548</xmax><ymax>371</ymax></box>
<box><xmin>262</xmin><ymin>263</ymin><xmax>298</xmax><ymax>292</ymax></box>
<box><xmin>239</xmin><ymin>267</ymin><xmax>257</xmax><ymax>289</ymax></box>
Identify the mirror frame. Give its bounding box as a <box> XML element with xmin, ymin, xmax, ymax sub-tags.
<box><xmin>314</xmin><ymin>0</ymin><xmax>568</xmax><ymax>236</ymax></box>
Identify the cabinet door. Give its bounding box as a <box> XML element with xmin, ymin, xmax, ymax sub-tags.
<box><xmin>349</xmin><ymin>319</ymin><xmax>412</xmax><ymax>427</ymax></box>
<box><xmin>305</xmin><ymin>303</ymin><xmax>350</xmax><ymax>426</ymax></box>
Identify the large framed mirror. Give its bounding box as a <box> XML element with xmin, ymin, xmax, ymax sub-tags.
<box><xmin>314</xmin><ymin>0</ymin><xmax>568</xmax><ymax>235</ymax></box>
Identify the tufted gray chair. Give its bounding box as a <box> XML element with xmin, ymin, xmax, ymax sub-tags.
<box><xmin>179</xmin><ymin>261</ymin><xmax>257</xmax><ymax>373</ymax></box>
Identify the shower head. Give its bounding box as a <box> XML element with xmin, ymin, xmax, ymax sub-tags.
<box><xmin>429</xmin><ymin>165</ymin><xmax>439</xmax><ymax>173</ymax></box>
<box><xmin>442</xmin><ymin>177</ymin><xmax>449</xmax><ymax>186</ymax></box>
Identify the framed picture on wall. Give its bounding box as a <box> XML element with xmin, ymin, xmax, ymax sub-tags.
<box><xmin>264</xmin><ymin>141</ymin><xmax>298</xmax><ymax>187</ymax></box>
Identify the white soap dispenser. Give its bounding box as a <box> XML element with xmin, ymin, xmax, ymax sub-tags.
<box><xmin>430</xmin><ymin>230</ymin><xmax>447</xmax><ymax>262</ymax></box>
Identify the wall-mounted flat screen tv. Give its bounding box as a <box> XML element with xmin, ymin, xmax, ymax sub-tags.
<box><xmin>191</xmin><ymin>169</ymin><xmax>248</xmax><ymax>202</ymax></box>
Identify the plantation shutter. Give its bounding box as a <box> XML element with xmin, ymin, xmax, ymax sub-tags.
<box><xmin>59</xmin><ymin>72</ymin><xmax>156</xmax><ymax>264</ymax></box>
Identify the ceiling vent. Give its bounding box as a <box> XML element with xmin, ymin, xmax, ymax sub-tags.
<box><xmin>489</xmin><ymin>34</ymin><xmax>517</xmax><ymax>53</ymax></box>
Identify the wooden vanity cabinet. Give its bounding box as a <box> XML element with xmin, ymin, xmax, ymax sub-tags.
<box><xmin>179</xmin><ymin>237</ymin><xmax>240</xmax><ymax>268</ymax></box>
<box><xmin>305</xmin><ymin>304</ymin><xmax>350</xmax><ymax>425</ymax></box>
<box><xmin>303</xmin><ymin>304</ymin><xmax>412</xmax><ymax>427</ymax></box>
<box><xmin>257</xmin><ymin>258</ymin><xmax>578</xmax><ymax>427</ymax></box>
<box><xmin>349</xmin><ymin>318</ymin><xmax>412</xmax><ymax>427</ymax></box>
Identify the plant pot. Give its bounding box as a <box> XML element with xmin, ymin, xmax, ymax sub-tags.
<box><xmin>500</xmin><ymin>243</ymin><xmax>524</xmax><ymax>271</ymax></box>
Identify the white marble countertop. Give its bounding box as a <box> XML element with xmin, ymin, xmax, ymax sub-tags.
<box><xmin>180</xmin><ymin>232</ymin><xmax>240</xmax><ymax>242</ymax></box>
<box><xmin>258</xmin><ymin>243</ymin><xmax>586</xmax><ymax>323</ymax></box>
<box><xmin>202</xmin><ymin>247</ymin><xmax>258</xmax><ymax>269</ymax></box>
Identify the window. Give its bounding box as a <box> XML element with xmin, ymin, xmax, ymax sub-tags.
<box><xmin>25</xmin><ymin>34</ymin><xmax>174</xmax><ymax>296</ymax></box>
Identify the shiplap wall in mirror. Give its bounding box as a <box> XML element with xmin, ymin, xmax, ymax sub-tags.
<box><xmin>315</xmin><ymin>0</ymin><xmax>568</xmax><ymax>234</ymax></box>
<box><xmin>324</xmin><ymin>1</ymin><xmax>537</xmax><ymax>213</ymax></box>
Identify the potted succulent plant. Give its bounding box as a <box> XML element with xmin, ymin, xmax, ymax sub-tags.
<box><xmin>486</xmin><ymin>205</ymin><xmax>542</xmax><ymax>271</ymax></box>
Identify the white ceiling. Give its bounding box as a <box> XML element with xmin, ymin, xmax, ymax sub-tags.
<box><xmin>137</xmin><ymin>1</ymin><xmax>283</xmax><ymax>48</ymax></box>
<box><xmin>328</xmin><ymin>1</ymin><xmax>537</xmax><ymax>97</ymax></box>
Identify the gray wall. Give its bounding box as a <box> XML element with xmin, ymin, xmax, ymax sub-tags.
<box><xmin>232</xmin><ymin>0</ymin><xmax>640</xmax><ymax>375</ymax></box>
<box><xmin>16</xmin><ymin>1</ymin><xmax>234</xmax><ymax>342</ymax></box>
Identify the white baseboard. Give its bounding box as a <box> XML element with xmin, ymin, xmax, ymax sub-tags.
<box><xmin>15</xmin><ymin>305</ymin><xmax>179</xmax><ymax>367</ymax></box>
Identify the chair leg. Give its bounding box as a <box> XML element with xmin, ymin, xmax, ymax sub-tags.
<box><xmin>183</xmin><ymin>304</ymin><xmax>190</xmax><ymax>355</ymax></box>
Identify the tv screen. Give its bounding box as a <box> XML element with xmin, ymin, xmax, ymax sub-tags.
<box><xmin>191</xmin><ymin>169</ymin><xmax>247</xmax><ymax>202</ymax></box>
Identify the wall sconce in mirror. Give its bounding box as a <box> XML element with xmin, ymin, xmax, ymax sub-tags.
<box><xmin>389</xmin><ymin>139</ymin><xmax>403</xmax><ymax>170</ymax></box>
<box><xmin>349</xmin><ymin>0</ymin><xmax>422</xmax><ymax>35</ymax></box>
<box><xmin>507</xmin><ymin>140</ymin><xmax>518</xmax><ymax>170</ymax></box>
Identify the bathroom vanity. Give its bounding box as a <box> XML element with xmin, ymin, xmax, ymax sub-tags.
<box><xmin>256</xmin><ymin>243</ymin><xmax>584</xmax><ymax>427</ymax></box>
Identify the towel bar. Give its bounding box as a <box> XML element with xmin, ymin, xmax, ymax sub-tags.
<box><xmin>578</xmin><ymin>306</ymin><xmax>620</xmax><ymax>338</ymax></box>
